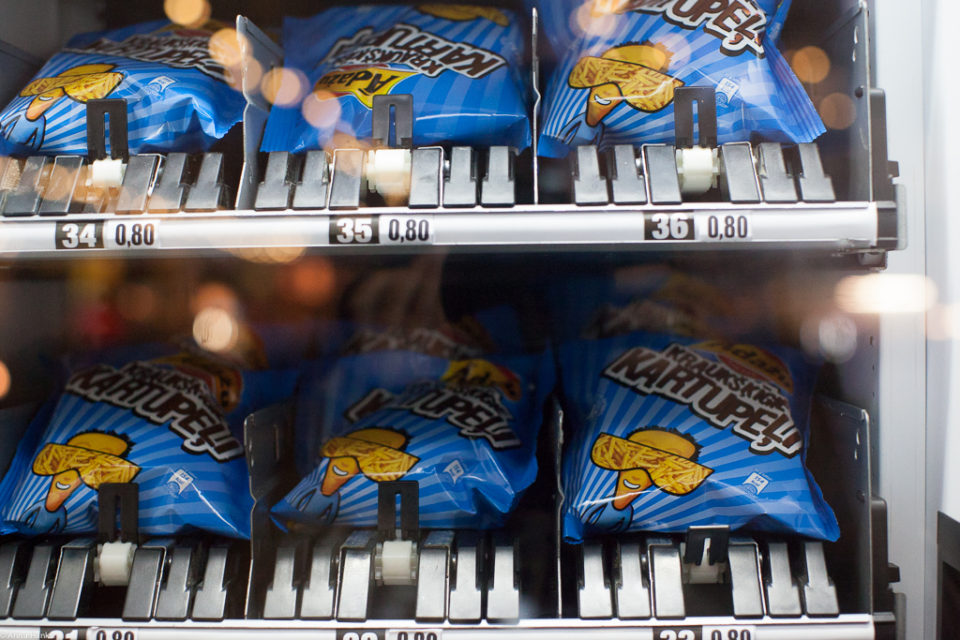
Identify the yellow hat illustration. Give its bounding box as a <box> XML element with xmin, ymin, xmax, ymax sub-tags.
<box><xmin>321</xmin><ymin>428</ymin><xmax>419</xmax><ymax>483</ymax></box>
<box><xmin>591</xmin><ymin>430</ymin><xmax>712</xmax><ymax>499</ymax></box>
<box><xmin>569</xmin><ymin>43</ymin><xmax>683</xmax><ymax>125</ymax></box>
<box><xmin>32</xmin><ymin>431</ymin><xmax>140</xmax><ymax>489</ymax></box>
<box><xmin>442</xmin><ymin>359</ymin><xmax>523</xmax><ymax>402</ymax></box>
<box><xmin>418</xmin><ymin>4</ymin><xmax>510</xmax><ymax>26</ymax></box>
<box><xmin>21</xmin><ymin>64</ymin><xmax>123</xmax><ymax>103</ymax></box>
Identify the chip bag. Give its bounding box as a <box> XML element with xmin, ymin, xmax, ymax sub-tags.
<box><xmin>546</xmin><ymin>263</ymin><xmax>779</xmax><ymax>344</ymax></box>
<box><xmin>559</xmin><ymin>331</ymin><xmax>838</xmax><ymax>542</ymax></box>
<box><xmin>0</xmin><ymin>19</ymin><xmax>245</xmax><ymax>156</ymax></box>
<box><xmin>261</xmin><ymin>4</ymin><xmax>531</xmax><ymax>152</ymax></box>
<box><xmin>274</xmin><ymin>350</ymin><xmax>551</xmax><ymax>529</ymax></box>
<box><xmin>0</xmin><ymin>343</ymin><xmax>298</xmax><ymax>538</ymax></box>
<box><xmin>531</xmin><ymin>0</ymin><xmax>825</xmax><ymax>157</ymax></box>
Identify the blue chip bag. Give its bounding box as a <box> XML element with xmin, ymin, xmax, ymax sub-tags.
<box><xmin>261</xmin><ymin>5</ymin><xmax>531</xmax><ymax>152</ymax></box>
<box><xmin>0</xmin><ymin>344</ymin><xmax>298</xmax><ymax>538</ymax></box>
<box><xmin>274</xmin><ymin>351</ymin><xmax>551</xmax><ymax>529</ymax></box>
<box><xmin>546</xmin><ymin>264</ymin><xmax>779</xmax><ymax>344</ymax></box>
<box><xmin>0</xmin><ymin>19</ymin><xmax>245</xmax><ymax>155</ymax></box>
<box><xmin>531</xmin><ymin>0</ymin><xmax>825</xmax><ymax>157</ymax></box>
<box><xmin>559</xmin><ymin>331</ymin><xmax>839</xmax><ymax>542</ymax></box>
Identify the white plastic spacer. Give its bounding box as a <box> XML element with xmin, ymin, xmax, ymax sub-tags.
<box><xmin>375</xmin><ymin>539</ymin><xmax>418</xmax><ymax>586</ymax></box>
<box><xmin>680</xmin><ymin>541</ymin><xmax>726</xmax><ymax>585</ymax></box>
<box><xmin>366</xmin><ymin>149</ymin><xmax>411</xmax><ymax>198</ymax></box>
<box><xmin>97</xmin><ymin>541</ymin><xmax>137</xmax><ymax>586</ymax></box>
<box><xmin>676</xmin><ymin>147</ymin><xmax>719</xmax><ymax>196</ymax></box>
<box><xmin>89</xmin><ymin>158</ymin><xmax>126</xmax><ymax>188</ymax></box>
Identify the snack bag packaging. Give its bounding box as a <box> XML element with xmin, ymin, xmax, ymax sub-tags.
<box><xmin>559</xmin><ymin>331</ymin><xmax>839</xmax><ymax>542</ymax></box>
<box><xmin>274</xmin><ymin>351</ymin><xmax>552</xmax><ymax>529</ymax></box>
<box><xmin>335</xmin><ymin>306</ymin><xmax>528</xmax><ymax>359</ymax></box>
<box><xmin>0</xmin><ymin>19</ymin><xmax>245</xmax><ymax>156</ymax></box>
<box><xmin>0</xmin><ymin>343</ymin><xmax>298</xmax><ymax>538</ymax></box>
<box><xmin>530</xmin><ymin>0</ymin><xmax>825</xmax><ymax>157</ymax></box>
<box><xmin>546</xmin><ymin>264</ymin><xmax>778</xmax><ymax>343</ymax></box>
<box><xmin>260</xmin><ymin>4</ymin><xmax>531</xmax><ymax>152</ymax></box>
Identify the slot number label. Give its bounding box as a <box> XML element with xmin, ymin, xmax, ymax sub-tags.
<box><xmin>330</xmin><ymin>216</ymin><xmax>379</xmax><ymax>245</ymax></box>
<box><xmin>644</xmin><ymin>213</ymin><xmax>694</xmax><ymax>241</ymax></box>
<box><xmin>55</xmin><ymin>221</ymin><xmax>104</xmax><ymax>250</ymax></box>
<box><xmin>106</xmin><ymin>221</ymin><xmax>159</xmax><ymax>250</ymax></box>
<box><xmin>697</xmin><ymin>213</ymin><xmax>752</xmax><ymax>241</ymax></box>
<box><xmin>380</xmin><ymin>215</ymin><xmax>434</xmax><ymax>246</ymax></box>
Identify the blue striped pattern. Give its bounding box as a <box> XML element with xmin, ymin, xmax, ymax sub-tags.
<box><xmin>559</xmin><ymin>332</ymin><xmax>839</xmax><ymax>543</ymax></box>
<box><xmin>274</xmin><ymin>350</ymin><xmax>548</xmax><ymax>529</ymax></box>
<box><xmin>533</xmin><ymin>0</ymin><xmax>823</xmax><ymax>158</ymax></box>
<box><xmin>0</xmin><ymin>351</ymin><xmax>298</xmax><ymax>539</ymax></box>
<box><xmin>261</xmin><ymin>6</ymin><xmax>531</xmax><ymax>152</ymax></box>
<box><xmin>0</xmin><ymin>20</ymin><xmax>244</xmax><ymax>156</ymax></box>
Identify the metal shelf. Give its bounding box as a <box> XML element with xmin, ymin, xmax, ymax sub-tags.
<box><xmin>0</xmin><ymin>614</ymin><xmax>888</xmax><ymax>639</ymax></box>
<box><xmin>0</xmin><ymin>201</ymin><xmax>898</xmax><ymax>259</ymax></box>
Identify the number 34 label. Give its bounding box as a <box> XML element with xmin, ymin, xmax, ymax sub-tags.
<box><xmin>54</xmin><ymin>220</ymin><xmax>160</xmax><ymax>250</ymax></box>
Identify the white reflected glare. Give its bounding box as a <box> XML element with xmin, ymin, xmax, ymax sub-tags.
<box><xmin>192</xmin><ymin>307</ymin><xmax>239</xmax><ymax>353</ymax></box>
<box><xmin>801</xmin><ymin>314</ymin><xmax>858</xmax><ymax>363</ymax></box>
<box><xmin>834</xmin><ymin>274</ymin><xmax>937</xmax><ymax>314</ymax></box>
<box><xmin>928</xmin><ymin>303</ymin><xmax>960</xmax><ymax>341</ymax></box>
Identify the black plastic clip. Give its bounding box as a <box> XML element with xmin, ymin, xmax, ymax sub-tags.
<box><xmin>97</xmin><ymin>483</ymin><xmax>139</xmax><ymax>544</ymax></box>
<box><xmin>377</xmin><ymin>480</ymin><xmax>419</xmax><ymax>541</ymax></box>
<box><xmin>86</xmin><ymin>99</ymin><xmax>129</xmax><ymax>162</ymax></box>
<box><xmin>683</xmin><ymin>526</ymin><xmax>729</xmax><ymax>566</ymax></box>
<box><xmin>372</xmin><ymin>94</ymin><xmax>414</xmax><ymax>149</ymax></box>
<box><xmin>673</xmin><ymin>87</ymin><xmax>718</xmax><ymax>149</ymax></box>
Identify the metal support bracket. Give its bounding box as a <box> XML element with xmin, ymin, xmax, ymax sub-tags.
<box><xmin>615</xmin><ymin>541</ymin><xmax>651</xmax><ymax>620</ymax></box>
<box><xmin>47</xmin><ymin>539</ymin><xmax>96</xmax><ymax>621</ymax></box>
<box><xmin>448</xmin><ymin>533</ymin><xmax>483</xmax><ymax>623</ymax></box>
<box><xmin>415</xmin><ymin>531</ymin><xmax>454</xmax><ymax>622</ymax></box>
<box><xmin>578</xmin><ymin>543</ymin><xmax>612</xmax><ymax>619</ymax></box>
<box><xmin>86</xmin><ymin>99</ymin><xmax>129</xmax><ymax>162</ymax></box>
<box><xmin>372</xmin><ymin>94</ymin><xmax>414</xmax><ymax>149</ymax></box>
<box><xmin>486</xmin><ymin>539</ymin><xmax>520</xmax><ymax>622</ymax></box>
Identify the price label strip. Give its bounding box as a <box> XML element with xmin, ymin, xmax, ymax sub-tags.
<box><xmin>40</xmin><ymin>628</ymin><xmax>138</xmax><ymax>640</ymax></box>
<box><xmin>695</xmin><ymin>212</ymin><xmax>753</xmax><ymax>242</ymax></box>
<box><xmin>54</xmin><ymin>220</ymin><xmax>160</xmax><ymax>251</ymax></box>
<box><xmin>329</xmin><ymin>215</ymin><xmax>435</xmax><ymax>247</ymax></box>
<box><xmin>336</xmin><ymin>631</ymin><xmax>442</xmax><ymax>640</ymax></box>
<box><xmin>655</xmin><ymin>627</ymin><xmax>755</xmax><ymax>640</ymax></box>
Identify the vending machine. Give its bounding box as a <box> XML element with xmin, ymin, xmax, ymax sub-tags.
<box><xmin>0</xmin><ymin>0</ymin><xmax>938</xmax><ymax>638</ymax></box>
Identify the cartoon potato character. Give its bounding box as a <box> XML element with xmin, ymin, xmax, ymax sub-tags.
<box><xmin>560</xmin><ymin>43</ymin><xmax>682</xmax><ymax>148</ymax></box>
<box><xmin>0</xmin><ymin>64</ymin><xmax>123</xmax><ymax>151</ymax></box>
<box><xmin>24</xmin><ymin>431</ymin><xmax>140</xmax><ymax>534</ymax></box>
<box><xmin>584</xmin><ymin>428</ymin><xmax>712</xmax><ymax>532</ymax></box>
<box><xmin>291</xmin><ymin>428</ymin><xmax>419</xmax><ymax>524</ymax></box>
<box><xmin>418</xmin><ymin>4</ymin><xmax>510</xmax><ymax>26</ymax></box>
